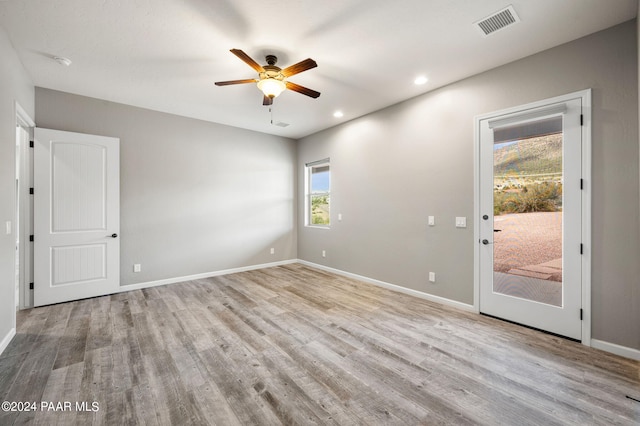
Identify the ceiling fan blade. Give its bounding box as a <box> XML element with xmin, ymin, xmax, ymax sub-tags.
<box><xmin>263</xmin><ymin>95</ymin><xmax>273</xmax><ymax>106</ymax></box>
<box><xmin>281</xmin><ymin>58</ymin><xmax>317</xmax><ymax>77</ymax></box>
<box><xmin>285</xmin><ymin>81</ymin><xmax>321</xmax><ymax>98</ymax></box>
<box><xmin>214</xmin><ymin>79</ymin><xmax>257</xmax><ymax>86</ymax></box>
<box><xmin>230</xmin><ymin>49</ymin><xmax>265</xmax><ymax>73</ymax></box>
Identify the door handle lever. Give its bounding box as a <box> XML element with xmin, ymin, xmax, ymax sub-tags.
<box><xmin>494</xmin><ymin>229</ymin><xmax>502</xmax><ymax>232</ymax></box>
<box><xmin>482</xmin><ymin>239</ymin><xmax>492</xmax><ymax>245</ymax></box>
<box><xmin>111</xmin><ymin>233</ymin><xmax>118</xmax><ymax>238</ymax></box>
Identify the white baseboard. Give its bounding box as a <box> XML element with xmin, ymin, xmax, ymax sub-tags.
<box><xmin>591</xmin><ymin>339</ymin><xmax>640</xmax><ymax>361</ymax></box>
<box><xmin>297</xmin><ymin>260</ymin><xmax>475</xmax><ymax>313</ymax></box>
<box><xmin>119</xmin><ymin>259</ymin><xmax>298</xmax><ymax>292</ymax></box>
<box><xmin>0</xmin><ymin>327</ymin><xmax>16</xmax><ymax>356</ymax></box>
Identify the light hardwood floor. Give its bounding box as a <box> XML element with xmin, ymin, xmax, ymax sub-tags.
<box><xmin>1</xmin><ymin>264</ymin><xmax>638</xmax><ymax>425</ymax></box>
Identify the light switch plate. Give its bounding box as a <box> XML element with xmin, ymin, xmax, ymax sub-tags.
<box><xmin>455</xmin><ymin>217</ymin><xmax>467</xmax><ymax>228</ymax></box>
<box><xmin>428</xmin><ymin>216</ymin><xmax>435</xmax><ymax>226</ymax></box>
<box><xmin>5</xmin><ymin>221</ymin><xmax>11</xmax><ymax>235</ymax></box>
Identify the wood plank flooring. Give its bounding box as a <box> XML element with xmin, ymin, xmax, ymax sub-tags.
<box><xmin>1</xmin><ymin>264</ymin><xmax>638</xmax><ymax>425</ymax></box>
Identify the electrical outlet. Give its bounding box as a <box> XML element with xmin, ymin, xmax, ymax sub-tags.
<box><xmin>133</xmin><ymin>264</ymin><xmax>141</xmax><ymax>273</ymax></box>
<box><xmin>429</xmin><ymin>272</ymin><xmax>436</xmax><ymax>282</ymax></box>
<box><xmin>270</xmin><ymin>247</ymin><xmax>275</xmax><ymax>255</ymax></box>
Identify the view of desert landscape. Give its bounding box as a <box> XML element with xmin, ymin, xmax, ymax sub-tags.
<box><xmin>492</xmin><ymin>133</ymin><xmax>563</xmax><ymax>304</ymax></box>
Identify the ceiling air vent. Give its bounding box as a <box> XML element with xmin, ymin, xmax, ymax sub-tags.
<box><xmin>474</xmin><ymin>5</ymin><xmax>520</xmax><ymax>37</ymax></box>
<box><xmin>272</xmin><ymin>121</ymin><xmax>290</xmax><ymax>127</ymax></box>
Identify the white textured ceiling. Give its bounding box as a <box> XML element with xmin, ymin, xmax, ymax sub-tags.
<box><xmin>0</xmin><ymin>0</ymin><xmax>637</xmax><ymax>138</ymax></box>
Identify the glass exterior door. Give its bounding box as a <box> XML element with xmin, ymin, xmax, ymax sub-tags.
<box><xmin>479</xmin><ymin>97</ymin><xmax>583</xmax><ymax>340</ymax></box>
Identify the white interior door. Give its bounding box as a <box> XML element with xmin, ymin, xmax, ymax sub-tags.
<box><xmin>478</xmin><ymin>96</ymin><xmax>583</xmax><ymax>340</ymax></box>
<box><xmin>34</xmin><ymin>128</ymin><xmax>120</xmax><ymax>306</ymax></box>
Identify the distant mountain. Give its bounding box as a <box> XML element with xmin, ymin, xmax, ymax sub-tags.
<box><xmin>494</xmin><ymin>134</ymin><xmax>562</xmax><ymax>176</ymax></box>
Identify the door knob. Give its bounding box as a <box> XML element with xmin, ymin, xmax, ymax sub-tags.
<box><xmin>482</xmin><ymin>215</ymin><xmax>489</xmax><ymax>220</ymax></box>
<box><xmin>111</xmin><ymin>233</ymin><xmax>118</xmax><ymax>238</ymax></box>
<box><xmin>482</xmin><ymin>239</ymin><xmax>490</xmax><ymax>245</ymax></box>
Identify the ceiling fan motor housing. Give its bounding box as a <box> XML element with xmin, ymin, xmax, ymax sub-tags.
<box><xmin>265</xmin><ymin>55</ymin><xmax>278</xmax><ymax>66</ymax></box>
<box><xmin>260</xmin><ymin>56</ymin><xmax>285</xmax><ymax>82</ymax></box>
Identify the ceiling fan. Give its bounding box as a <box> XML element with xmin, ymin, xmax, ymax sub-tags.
<box><xmin>215</xmin><ymin>49</ymin><xmax>320</xmax><ymax>106</ymax></box>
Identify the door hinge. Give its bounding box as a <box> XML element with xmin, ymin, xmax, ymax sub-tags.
<box><xmin>580</xmin><ymin>179</ymin><xmax>583</xmax><ymax>190</ymax></box>
<box><xmin>580</xmin><ymin>308</ymin><xmax>583</xmax><ymax>320</ymax></box>
<box><xmin>29</xmin><ymin>140</ymin><xmax>34</xmax><ymax>148</ymax></box>
<box><xmin>29</xmin><ymin>235</ymin><xmax>34</xmax><ymax>242</ymax></box>
<box><xmin>29</xmin><ymin>282</ymin><xmax>34</xmax><ymax>290</ymax></box>
<box><xmin>580</xmin><ymin>243</ymin><xmax>583</xmax><ymax>254</ymax></box>
<box><xmin>580</xmin><ymin>114</ymin><xmax>583</xmax><ymax>126</ymax></box>
<box><xmin>29</xmin><ymin>187</ymin><xmax>34</xmax><ymax>195</ymax></box>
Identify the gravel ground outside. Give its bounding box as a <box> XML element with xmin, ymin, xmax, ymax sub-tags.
<box><xmin>493</xmin><ymin>211</ymin><xmax>562</xmax><ymax>282</ymax></box>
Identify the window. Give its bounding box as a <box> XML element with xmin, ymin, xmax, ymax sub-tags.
<box><xmin>306</xmin><ymin>159</ymin><xmax>330</xmax><ymax>227</ymax></box>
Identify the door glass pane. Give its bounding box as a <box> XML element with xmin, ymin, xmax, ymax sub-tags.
<box><xmin>492</xmin><ymin>116</ymin><xmax>563</xmax><ymax>307</ymax></box>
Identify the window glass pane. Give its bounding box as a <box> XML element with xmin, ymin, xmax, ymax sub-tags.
<box><xmin>310</xmin><ymin>194</ymin><xmax>330</xmax><ymax>225</ymax></box>
<box><xmin>311</xmin><ymin>165</ymin><xmax>330</xmax><ymax>192</ymax></box>
<box><xmin>308</xmin><ymin>163</ymin><xmax>330</xmax><ymax>226</ymax></box>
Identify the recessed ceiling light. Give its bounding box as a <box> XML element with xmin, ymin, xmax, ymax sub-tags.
<box><xmin>333</xmin><ymin>111</ymin><xmax>344</xmax><ymax>118</ymax></box>
<box><xmin>414</xmin><ymin>76</ymin><xmax>428</xmax><ymax>85</ymax></box>
<box><xmin>53</xmin><ymin>56</ymin><xmax>72</xmax><ymax>67</ymax></box>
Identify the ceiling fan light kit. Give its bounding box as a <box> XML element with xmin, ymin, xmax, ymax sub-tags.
<box><xmin>215</xmin><ymin>49</ymin><xmax>320</xmax><ymax>106</ymax></box>
<box><xmin>257</xmin><ymin>78</ymin><xmax>286</xmax><ymax>98</ymax></box>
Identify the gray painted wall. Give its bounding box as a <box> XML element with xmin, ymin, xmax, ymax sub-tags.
<box><xmin>298</xmin><ymin>21</ymin><xmax>640</xmax><ymax>350</ymax></box>
<box><xmin>35</xmin><ymin>88</ymin><xmax>297</xmax><ymax>287</ymax></box>
<box><xmin>0</xmin><ymin>27</ymin><xmax>34</xmax><ymax>345</ymax></box>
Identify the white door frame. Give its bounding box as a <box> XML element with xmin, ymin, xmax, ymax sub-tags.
<box><xmin>15</xmin><ymin>102</ymin><xmax>35</xmax><ymax>310</ymax></box>
<box><xmin>473</xmin><ymin>89</ymin><xmax>592</xmax><ymax>345</ymax></box>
